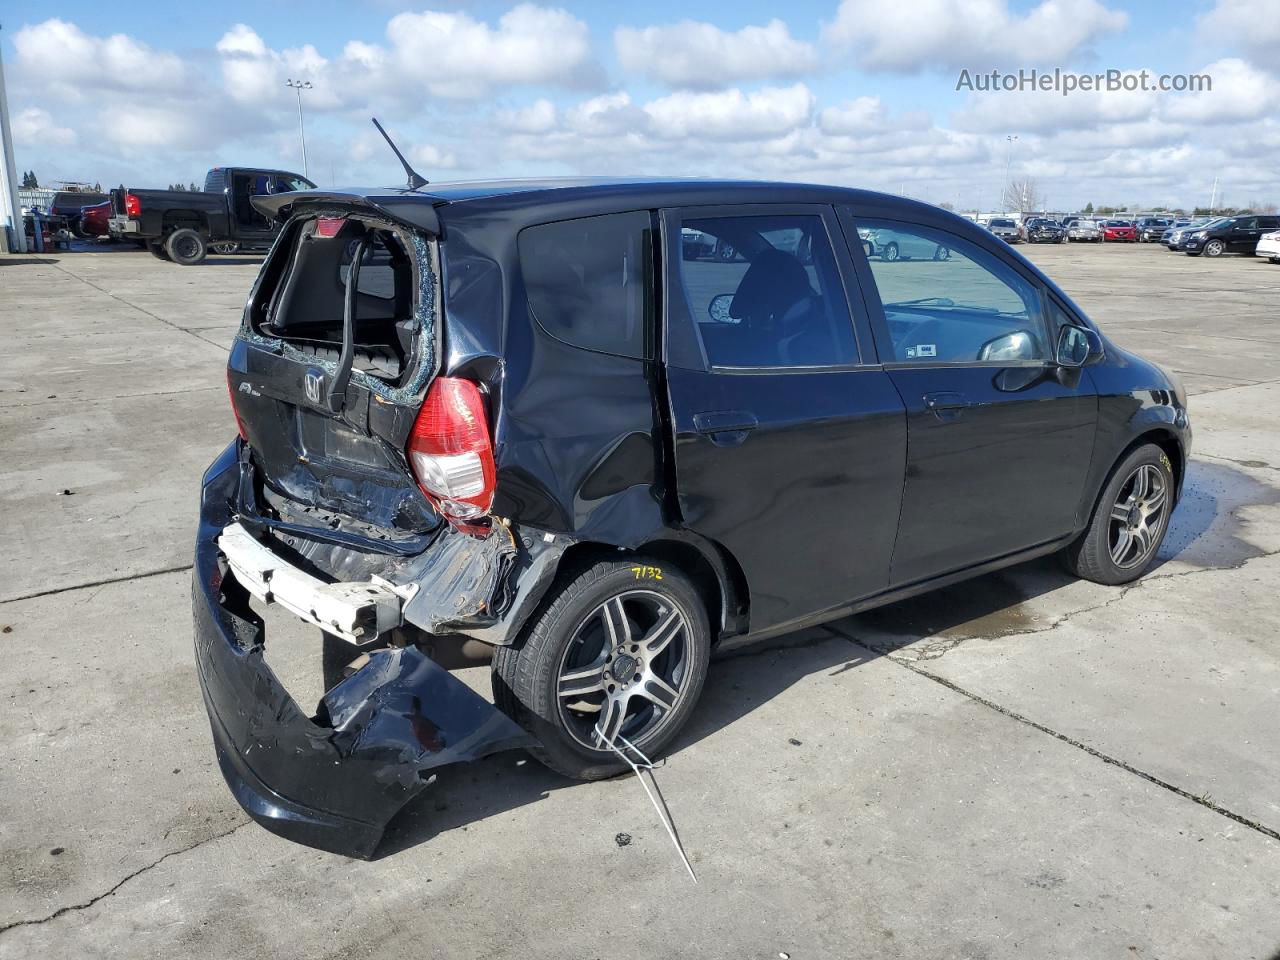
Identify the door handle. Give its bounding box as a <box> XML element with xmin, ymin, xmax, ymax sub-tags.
<box><xmin>693</xmin><ymin>410</ymin><xmax>758</xmax><ymax>444</ymax></box>
<box><xmin>923</xmin><ymin>392</ymin><xmax>972</xmax><ymax>422</ymax></box>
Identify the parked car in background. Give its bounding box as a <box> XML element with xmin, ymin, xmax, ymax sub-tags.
<box><xmin>1136</xmin><ymin>217</ymin><xmax>1171</xmax><ymax>242</ymax></box>
<box><xmin>1102</xmin><ymin>220</ymin><xmax>1137</xmax><ymax>242</ymax></box>
<box><xmin>198</xmin><ymin>176</ymin><xmax>1191</xmax><ymax>858</ymax></box>
<box><xmin>108</xmin><ymin>166</ymin><xmax>315</xmax><ymax>264</ymax></box>
<box><xmin>1179</xmin><ymin>215</ymin><xmax>1280</xmax><ymax>257</ymax></box>
<box><xmin>1160</xmin><ymin>219</ymin><xmax>1198</xmax><ymax>248</ymax></box>
<box><xmin>860</xmin><ymin>225</ymin><xmax>951</xmax><ymax>260</ymax></box>
<box><xmin>1024</xmin><ymin>218</ymin><xmax>1065</xmax><ymax>243</ymax></box>
<box><xmin>1068</xmin><ymin>219</ymin><xmax>1102</xmax><ymax>242</ymax></box>
<box><xmin>50</xmin><ymin>190</ymin><xmax>108</xmax><ymax>238</ymax></box>
<box><xmin>681</xmin><ymin>227</ymin><xmax>718</xmax><ymax>260</ymax></box>
<box><xmin>78</xmin><ymin>199</ymin><xmax>113</xmax><ymax>238</ymax></box>
<box><xmin>1256</xmin><ymin>229</ymin><xmax>1280</xmax><ymax>264</ymax></box>
<box><xmin>987</xmin><ymin>217</ymin><xmax>1020</xmax><ymax>243</ymax></box>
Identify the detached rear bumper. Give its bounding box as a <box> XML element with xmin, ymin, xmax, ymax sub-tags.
<box><xmin>194</xmin><ymin>442</ymin><xmax>535</xmax><ymax>858</ymax></box>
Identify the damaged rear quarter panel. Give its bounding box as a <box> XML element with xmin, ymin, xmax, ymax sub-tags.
<box><xmin>439</xmin><ymin>207</ymin><xmax>670</xmax><ymax>547</ymax></box>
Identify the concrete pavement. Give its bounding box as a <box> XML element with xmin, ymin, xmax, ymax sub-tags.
<box><xmin>1</xmin><ymin>241</ymin><xmax>1277</xmax><ymax>959</ymax></box>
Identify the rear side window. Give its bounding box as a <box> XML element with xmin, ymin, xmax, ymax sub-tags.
<box><xmin>519</xmin><ymin>211</ymin><xmax>652</xmax><ymax>359</ymax></box>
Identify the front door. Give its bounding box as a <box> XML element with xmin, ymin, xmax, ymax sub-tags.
<box><xmin>843</xmin><ymin>213</ymin><xmax>1098</xmax><ymax>586</ymax></box>
<box><xmin>662</xmin><ymin>205</ymin><xmax>907</xmax><ymax>635</ymax></box>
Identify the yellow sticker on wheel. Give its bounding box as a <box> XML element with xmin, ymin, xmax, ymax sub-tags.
<box><xmin>631</xmin><ymin>565</ymin><xmax>663</xmax><ymax>581</ymax></box>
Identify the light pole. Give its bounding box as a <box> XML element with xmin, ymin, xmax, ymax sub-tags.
<box><xmin>1003</xmin><ymin>134</ymin><xmax>1018</xmax><ymax>213</ymax></box>
<box><xmin>0</xmin><ymin>24</ymin><xmax>26</xmax><ymax>253</ymax></box>
<box><xmin>285</xmin><ymin>78</ymin><xmax>313</xmax><ymax>179</ymax></box>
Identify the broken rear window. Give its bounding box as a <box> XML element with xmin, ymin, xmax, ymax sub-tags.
<box><xmin>254</xmin><ymin>216</ymin><xmax>422</xmax><ymax>384</ymax></box>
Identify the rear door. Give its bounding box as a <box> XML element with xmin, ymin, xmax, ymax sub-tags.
<box><xmin>840</xmin><ymin>211</ymin><xmax>1098</xmax><ymax>586</ymax></box>
<box><xmin>662</xmin><ymin>204</ymin><xmax>906</xmax><ymax>634</ymax></box>
<box><xmin>229</xmin><ymin>171</ymin><xmax>284</xmax><ymax>242</ymax></box>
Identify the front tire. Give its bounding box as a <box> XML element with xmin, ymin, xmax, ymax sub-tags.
<box><xmin>1061</xmin><ymin>443</ymin><xmax>1174</xmax><ymax>585</ymax></box>
<box><xmin>492</xmin><ymin>559</ymin><xmax>711</xmax><ymax>780</ymax></box>
<box><xmin>881</xmin><ymin>242</ymin><xmax>900</xmax><ymax>262</ymax></box>
<box><xmin>1203</xmin><ymin>239</ymin><xmax>1225</xmax><ymax>257</ymax></box>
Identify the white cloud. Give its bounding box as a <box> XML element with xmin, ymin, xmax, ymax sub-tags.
<box><xmin>615</xmin><ymin>19</ymin><xmax>816</xmax><ymax>88</ymax></box>
<box><xmin>380</xmin><ymin>4</ymin><xmax>596</xmax><ymax>98</ymax></box>
<box><xmin>1199</xmin><ymin>0</ymin><xmax>1280</xmax><ymax>65</ymax></box>
<box><xmin>822</xmin><ymin>0</ymin><xmax>1128</xmax><ymax>72</ymax></box>
<box><xmin>644</xmin><ymin>84</ymin><xmax>815</xmax><ymax>140</ymax></box>
<box><xmin>952</xmin><ymin>73</ymin><xmax>1161</xmax><ymax>133</ymax></box>
<box><xmin>215</xmin><ymin>25</ymin><xmax>335</xmax><ymax>108</ymax></box>
<box><xmin>565</xmin><ymin>92</ymin><xmax>648</xmax><ymax>137</ymax></box>
<box><xmin>410</xmin><ymin>144</ymin><xmax>459</xmax><ymax>170</ymax></box>
<box><xmin>497</xmin><ymin>99</ymin><xmax>559</xmax><ymax>134</ymax></box>
<box><xmin>1162</xmin><ymin>58</ymin><xmax>1280</xmax><ymax>124</ymax></box>
<box><xmin>12</xmin><ymin>18</ymin><xmax>190</xmax><ymax>100</ymax></box>
<box><xmin>11</xmin><ymin>108</ymin><xmax>77</xmax><ymax>147</ymax></box>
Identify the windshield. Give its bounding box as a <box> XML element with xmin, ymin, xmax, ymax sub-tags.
<box><xmin>990</xmin><ymin>219</ymin><xmax>1015</xmax><ymax>227</ymax></box>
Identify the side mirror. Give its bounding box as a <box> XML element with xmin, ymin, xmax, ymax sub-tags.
<box><xmin>707</xmin><ymin>293</ymin><xmax>736</xmax><ymax>323</ymax></box>
<box><xmin>978</xmin><ymin>329</ymin><xmax>1036</xmax><ymax>363</ymax></box>
<box><xmin>1056</xmin><ymin>324</ymin><xmax>1104</xmax><ymax>367</ymax></box>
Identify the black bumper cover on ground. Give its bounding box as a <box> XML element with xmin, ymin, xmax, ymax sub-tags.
<box><xmin>193</xmin><ymin>442</ymin><xmax>535</xmax><ymax>858</ymax></box>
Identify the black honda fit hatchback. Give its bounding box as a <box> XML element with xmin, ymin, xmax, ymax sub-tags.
<box><xmin>196</xmin><ymin>178</ymin><xmax>1191</xmax><ymax>857</ymax></box>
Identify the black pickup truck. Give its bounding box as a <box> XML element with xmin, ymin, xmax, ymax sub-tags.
<box><xmin>108</xmin><ymin>167</ymin><xmax>314</xmax><ymax>264</ymax></box>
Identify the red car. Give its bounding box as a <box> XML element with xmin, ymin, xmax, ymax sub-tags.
<box><xmin>79</xmin><ymin>199</ymin><xmax>112</xmax><ymax>238</ymax></box>
<box><xmin>1102</xmin><ymin>220</ymin><xmax>1137</xmax><ymax>242</ymax></box>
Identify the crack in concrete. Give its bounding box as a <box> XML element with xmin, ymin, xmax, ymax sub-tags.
<box><xmin>1</xmin><ymin>564</ymin><xmax>193</xmax><ymax>606</ymax></box>
<box><xmin>839</xmin><ymin>635</ymin><xmax>1280</xmax><ymax>846</ymax></box>
<box><xmin>0</xmin><ymin>384</ymin><xmax>223</xmax><ymax>410</ymax></box>
<box><xmin>45</xmin><ymin>261</ymin><xmax>230</xmax><ymax>352</ymax></box>
<box><xmin>0</xmin><ymin>820</ymin><xmax>250</xmax><ymax>936</ymax></box>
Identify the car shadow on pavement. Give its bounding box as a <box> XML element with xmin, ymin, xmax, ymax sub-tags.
<box><xmin>377</xmin><ymin>635</ymin><xmax>866</xmax><ymax>858</ymax></box>
<box><xmin>377</xmin><ymin>460</ymin><xmax>1278</xmax><ymax>857</ymax></box>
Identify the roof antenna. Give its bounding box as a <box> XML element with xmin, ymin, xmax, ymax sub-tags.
<box><xmin>371</xmin><ymin>117</ymin><xmax>429</xmax><ymax>190</ymax></box>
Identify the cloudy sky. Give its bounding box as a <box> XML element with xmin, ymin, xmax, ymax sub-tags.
<box><xmin>4</xmin><ymin>0</ymin><xmax>1278</xmax><ymax>211</ymax></box>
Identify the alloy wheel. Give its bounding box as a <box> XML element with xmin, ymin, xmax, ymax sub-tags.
<box><xmin>556</xmin><ymin>590</ymin><xmax>692</xmax><ymax>751</ymax></box>
<box><xmin>1107</xmin><ymin>463</ymin><xmax>1169</xmax><ymax>569</ymax></box>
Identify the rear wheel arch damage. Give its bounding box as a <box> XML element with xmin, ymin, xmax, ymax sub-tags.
<box><xmin>525</xmin><ymin>534</ymin><xmax>750</xmax><ymax>647</ymax></box>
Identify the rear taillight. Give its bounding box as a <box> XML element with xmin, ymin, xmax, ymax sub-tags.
<box><xmin>124</xmin><ymin>193</ymin><xmax>140</xmax><ymax>217</ymax></box>
<box><xmin>406</xmin><ymin>377</ymin><xmax>496</xmax><ymax>526</ymax></box>
<box><xmin>227</xmin><ymin>372</ymin><xmax>247</xmax><ymax>440</ymax></box>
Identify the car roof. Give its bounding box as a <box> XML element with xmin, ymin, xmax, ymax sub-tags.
<box><xmin>253</xmin><ymin>176</ymin><xmax>956</xmax><ymax>235</ymax></box>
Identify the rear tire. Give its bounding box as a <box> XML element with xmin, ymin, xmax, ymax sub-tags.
<box><xmin>1061</xmin><ymin>443</ymin><xmax>1174</xmax><ymax>585</ymax></box>
<box><xmin>147</xmin><ymin>240</ymin><xmax>170</xmax><ymax>261</ymax></box>
<box><xmin>492</xmin><ymin>559</ymin><xmax>710</xmax><ymax>780</ymax></box>
<box><xmin>165</xmin><ymin>228</ymin><xmax>207</xmax><ymax>265</ymax></box>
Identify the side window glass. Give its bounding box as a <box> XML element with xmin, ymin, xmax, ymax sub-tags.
<box><xmin>519</xmin><ymin>211</ymin><xmax>652</xmax><ymax>359</ymax></box>
<box><xmin>857</xmin><ymin>219</ymin><xmax>1047</xmax><ymax>364</ymax></box>
<box><xmin>678</xmin><ymin>214</ymin><xmax>857</xmax><ymax>368</ymax></box>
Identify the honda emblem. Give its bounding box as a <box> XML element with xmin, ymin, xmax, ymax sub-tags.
<box><xmin>303</xmin><ymin>370</ymin><xmax>323</xmax><ymax>404</ymax></box>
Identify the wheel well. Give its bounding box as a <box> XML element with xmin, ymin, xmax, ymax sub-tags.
<box><xmin>163</xmin><ymin>212</ymin><xmax>207</xmax><ymax>234</ymax></box>
<box><xmin>551</xmin><ymin>537</ymin><xmax>749</xmax><ymax>644</ymax></box>
<box><xmin>1133</xmin><ymin>428</ymin><xmax>1184</xmax><ymax>491</ymax></box>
